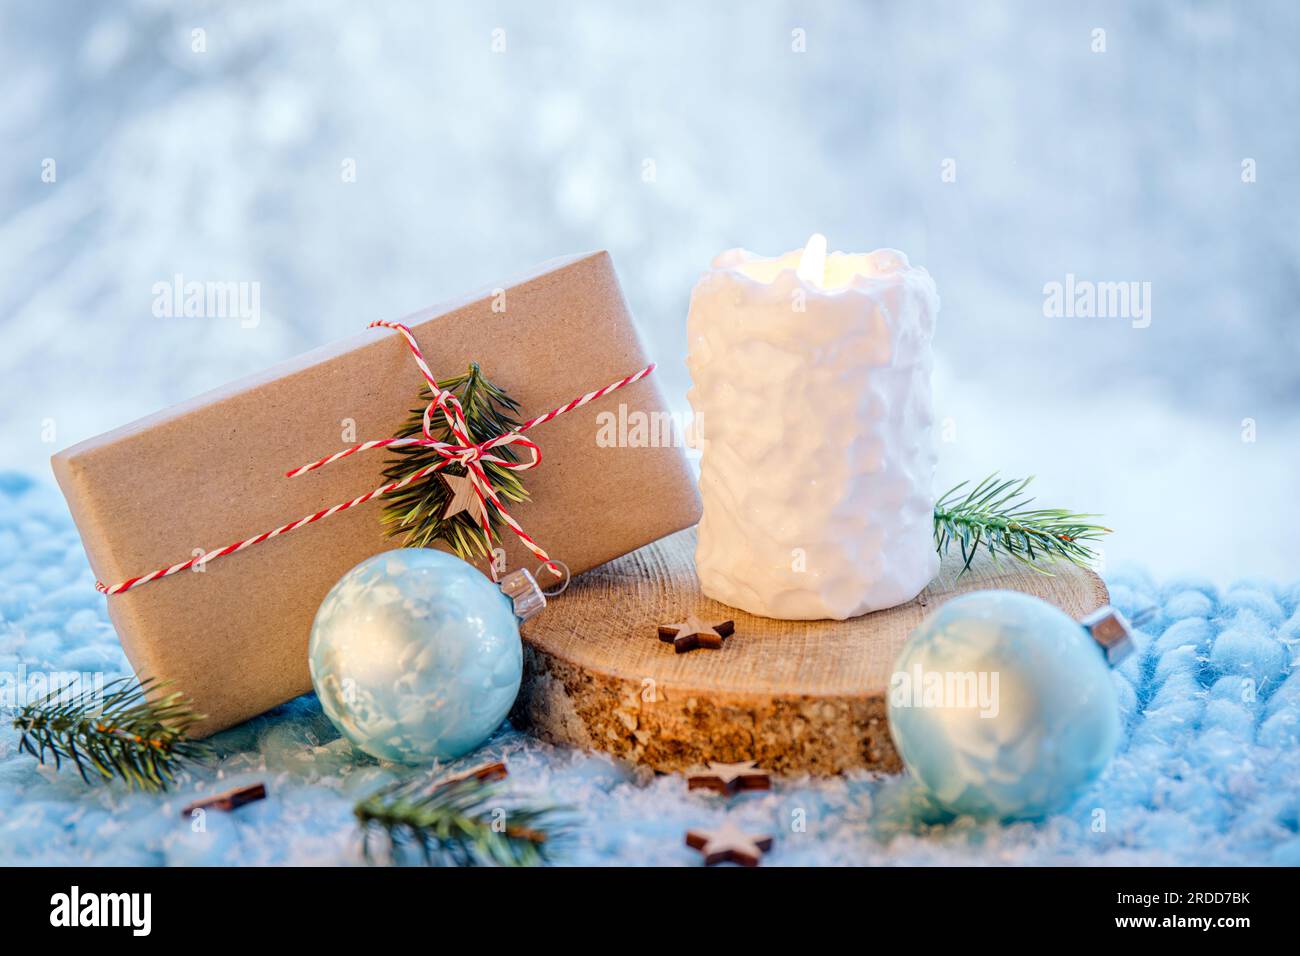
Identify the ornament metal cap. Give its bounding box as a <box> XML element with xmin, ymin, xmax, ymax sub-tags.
<box><xmin>499</xmin><ymin>567</ymin><xmax>546</xmax><ymax>621</ymax></box>
<box><xmin>1080</xmin><ymin>605</ymin><xmax>1134</xmax><ymax>667</ymax></box>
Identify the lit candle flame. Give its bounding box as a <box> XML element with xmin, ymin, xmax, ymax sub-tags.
<box><xmin>796</xmin><ymin>233</ymin><xmax>827</xmax><ymax>287</ymax></box>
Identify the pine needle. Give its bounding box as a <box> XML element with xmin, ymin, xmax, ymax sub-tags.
<box><xmin>933</xmin><ymin>474</ymin><xmax>1110</xmax><ymax>576</ymax></box>
<box><xmin>379</xmin><ymin>363</ymin><xmax>528</xmax><ymax>560</ymax></box>
<box><xmin>11</xmin><ymin>676</ymin><xmax>208</xmax><ymax>791</ymax></box>
<box><xmin>355</xmin><ymin>767</ymin><xmax>567</xmax><ymax>867</ymax></box>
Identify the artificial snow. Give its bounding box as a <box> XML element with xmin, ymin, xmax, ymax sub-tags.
<box><xmin>1</xmin><ymin>473</ymin><xmax>1297</xmax><ymax>866</ymax></box>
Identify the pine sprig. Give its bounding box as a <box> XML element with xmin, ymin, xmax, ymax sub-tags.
<box><xmin>355</xmin><ymin>769</ymin><xmax>566</xmax><ymax>867</ymax></box>
<box><xmin>379</xmin><ymin>364</ymin><xmax>528</xmax><ymax>560</ymax></box>
<box><xmin>934</xmin><ymin>474</ymin><xmax>1110</xmax><ymax>576</ymax></box>
<box><xmin>11</xmin><ymin>677</ymin><xmax>208</xmax><ymax>791</ymax></box>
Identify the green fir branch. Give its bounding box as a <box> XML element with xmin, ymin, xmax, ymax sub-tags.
<box><xmin>355</xmin><ymin>769</ymin><xmax>566</xmax><ymax>867</ymax></box>
<box><xmin>11</xmin><ymin>677</ymin><xmax>208</xmax><ymax>791</ymax></box>
<box><xmin>379</xmin><ymin>363</ymin><xmax>528</xmax><ymax>560</ymax></box>
<box><xmin>934</xmin><ymin>474</ymin><xmax>1110</xmax><ymax>576</ymax></box>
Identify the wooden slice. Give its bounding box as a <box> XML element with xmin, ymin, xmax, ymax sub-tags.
<box><xmin>511</xmin><ymin>527</ymin><xmax>1108</xmax><ymax>775</ymax></box>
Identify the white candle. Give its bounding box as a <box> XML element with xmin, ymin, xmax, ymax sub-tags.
<box><xmin>686</xmin><ymin>236</ymin><xmax>940</xmax><ymax>620</ymax></box>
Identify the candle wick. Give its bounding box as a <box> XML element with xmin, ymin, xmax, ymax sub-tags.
<box><xmin>796</xmin><ymin>233</ymin><xmax>828</xmax><ymax>287</ymax></box>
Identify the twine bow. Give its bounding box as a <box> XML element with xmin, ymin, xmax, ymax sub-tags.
<box><xmin>96</xmin><ymin>320</ymin><xmax>655</xmax><ymax>595</ymax></box>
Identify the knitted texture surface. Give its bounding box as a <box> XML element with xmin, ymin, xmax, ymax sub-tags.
<box><xmin>1</xmin><ymin>473</ymin><xmax>1296</xmax><ymax>866</ymax></box>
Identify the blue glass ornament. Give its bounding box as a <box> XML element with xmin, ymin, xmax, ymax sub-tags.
<box><xmin>309</xmin><ymin>549</ymin><xmax>543</xmax><ymax>764</ymax></box>
<box><xmin>887</xmin><ymin>590</ymin><xmax>1131</xmax><ymax>820</ymax></box>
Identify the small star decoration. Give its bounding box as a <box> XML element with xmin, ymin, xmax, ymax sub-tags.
<box><xmin>180</xmin><ymin>782</ymin><xmax>267</xmax><ymax>817</ymax></box>
<box><xmin>657</xmin><ymin>614</ymin><xmax>735</xmax><ymax>654</ymax></box>
<box><xmin>439</xmin><ymin>471</ymin><xmax>487</xmax><ymax>524</ymax></box>
<box><xmin>685</xmin><ymin>821</ymin><xmax>774</xmax><ymax>867</ymax></box>
<box><xmin>442</xmin><ymin>761</ymin><xmax>508</xmax><ymax>787</ymax></box>
<box><xmin>687</xmin><ymin>761</ymin><xmax>771</xmax><ymax>796</ymax></box>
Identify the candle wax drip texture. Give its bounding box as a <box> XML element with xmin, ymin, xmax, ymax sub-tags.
<box><xmin>686</xmin><ymin>245</ymin><xmax>940</xmax><ymax>620</ymax></box>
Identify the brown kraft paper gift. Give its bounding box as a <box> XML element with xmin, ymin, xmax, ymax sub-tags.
<box><xmin>52</xmin><ymin>251</ymin><xmax>701</xmax><ymax>736</ymax></box>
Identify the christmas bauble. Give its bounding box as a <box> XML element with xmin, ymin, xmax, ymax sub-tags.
<box><xmin>309</xmin><ymin>548</ymin><xmax>530</xmax><ymax>763</ymax></box>
<box><xmin>888</xmin><ymin>590</ymin><xmax>1127</xmax><ymax>821</ymax></box>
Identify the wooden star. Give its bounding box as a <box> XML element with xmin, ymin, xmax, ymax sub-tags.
<box><xmin>180</xmin><ymin>783</ymin><xmax>267</xmax><ymax>817</ymax></box>
<box><xmin>688</xmin><ymin>760</ymin><xmax>771</xmax><ymax>795</ymax></box>
<box><xmin>440</xmin><ymin>471</ymin><xmax>487</xmax><ymax>524</ymax></box>
<box><xmin>685</xmin><ymin>821</ymin><xmax>774</xmax><ymax>867</ymax></box>
<box><xmin>657</xmin><ymin>614</ymin><xmax>735</xmax><ymax>654</ymax></box>
<box><xmin>438</xmin><ymin>761</ymin><xmax>508</xmax><ymax>788</ymax></box>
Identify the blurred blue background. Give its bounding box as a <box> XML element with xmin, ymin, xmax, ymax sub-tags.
<box><xmin>3</xmin><ymin>1</ymin><xmax>1296</xmax><ymax>581</ymax></box>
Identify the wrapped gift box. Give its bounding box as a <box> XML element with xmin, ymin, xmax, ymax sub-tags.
<box><xmin>53</xmin><ymin>251</ymin><xmax>700</xmax><ymax>735</ymax></box>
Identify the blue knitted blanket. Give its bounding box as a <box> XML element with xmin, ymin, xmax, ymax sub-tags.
<box><xmin>2</xmin><ymin>473</ymin><xmax>1296</xmax><ymax>866</ymax></box>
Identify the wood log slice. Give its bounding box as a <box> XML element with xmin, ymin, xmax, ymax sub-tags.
<box><xmin>511</xmin><ymin>527</ymin><xmax>1108</xmax><ymax>775</ymax></box>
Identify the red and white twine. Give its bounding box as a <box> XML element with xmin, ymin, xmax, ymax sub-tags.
<box><xmin>96</xmin><ymin>320</ymin><xmax>654</xmax><ymax>596</ymax></box>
